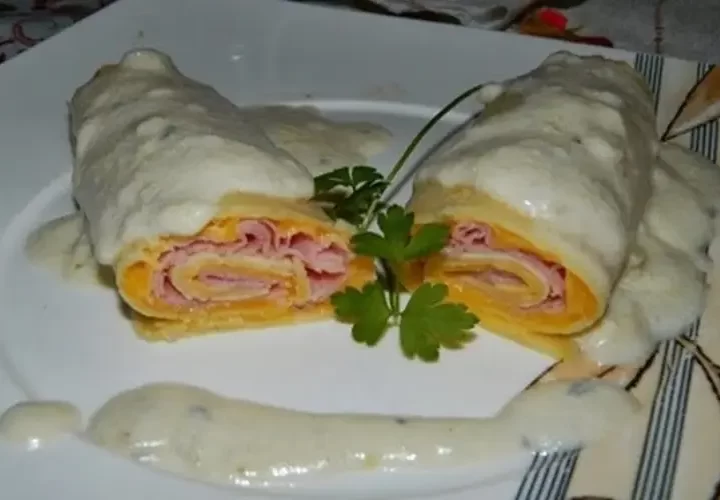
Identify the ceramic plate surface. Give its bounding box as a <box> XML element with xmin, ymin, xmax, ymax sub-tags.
<box><xmin>0</xmin><ymin>1</ymin><xmax>716</xmax><ymax>499</ymax></box>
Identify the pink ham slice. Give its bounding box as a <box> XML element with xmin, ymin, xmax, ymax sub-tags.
<box><xmin>153</xmin><ymin>219</ymin><xmax>350</xmax><ymax>307</ymax></box>
<box><xmin>443</xmin><ymin>222</ymin><xmax>566</xmax><ymax>312</ymax></box>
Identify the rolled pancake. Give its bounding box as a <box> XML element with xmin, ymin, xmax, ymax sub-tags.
<box><xmin>408</xmin><ymin>52</ymin><xmax>659</xmax><ymax>359</ymax></box>
<box><xmin>116</xmin><ymin>195</ymin><xmax>374</xmax><ymax>339</ymax></box>
<box><xmin>70</xmin><ymin>49</ymin><xmax>374</xmax><ymax>340</ymax></box>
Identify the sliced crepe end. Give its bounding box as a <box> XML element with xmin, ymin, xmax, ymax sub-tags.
<box><xmin>130</xmin><ymin>304</ymin><xmax>334</xmax><ymax>342</ymax></box>
<box><xmin>664</xmin><ymin>66</ymin><xmax>720</xmax><ymax>140</ymax></box>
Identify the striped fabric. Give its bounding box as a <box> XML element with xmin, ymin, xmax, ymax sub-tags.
<box><xmin>513</xmin><ymin>54</ymin><xmax>720</xmax><ymax>500</ymax></box>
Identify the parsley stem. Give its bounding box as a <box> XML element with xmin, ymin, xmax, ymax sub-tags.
<box><xmin>381</xmin><ymin>260</ymin><xmax>402</xmax><ymax>315</ymax></box>
<box><xmin>359</xmin><ymin>82</ymin><xmax>488</xmax><ymax>231</ymax></box>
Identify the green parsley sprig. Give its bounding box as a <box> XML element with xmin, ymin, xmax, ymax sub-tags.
<box><xmin>312</xmin><ymin>166</ymin><xmax>388</xmax><ymax>227</ymax></box>
<box><xmin>313</xmin><ymin>83</ymin><xmax>487</xmax><ymax>362</ymax></box>
<box><xmin>332</xmin><ymin>205</ymin><xmax>477</xmax><ymax>362</ymax></box>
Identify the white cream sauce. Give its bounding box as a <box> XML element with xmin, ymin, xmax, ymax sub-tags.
<box><xmin>86</xmin><ymin>380</ymin><xmax>639</xmax><ymax>487</ymax></box>
<box><xmin>578</xmin><ymin>141</ymin><xmax>720</xmax><ymax>363</ymax></box>
<box><xmin>0</xmin><ymin>401</ymin><xmax>82</xmax><ymax>449</ymax></box>
<box><xmin>25</xmin><ymin>212</ymin><xmax>111</xmax><ymax>286</ymax></box>
<box><xmin>657</xmin><ymin>142</ymin><xmax>720</xmax><ymax>211</ymax></box>
<box><xmin>38</xmin><ymin>48</ymin><xmax>389</xmax><ymax>277</ymax></box>
<box><xmin>617</xmin><ymin>231</ymin><xmax>706</xmax><ymax>340</ymax></box>
<box><xmin>644</xmin><ymin>167</ymin><xmax>712</xmax><ymax>265</ymax></box>
<box><xmin>72</xmin><ymin>49</ymin><xmax>313</xmax><ymax>265</ymax></box>
<box><xmin>576</xmin><ymin>288</ymin><xmax>654</xmax><ymax>367</ymax></box>
<box><xmin>241</xmin><ymin>105</ymin><xmax>392</xmax><ymax>176</ymax></box>
<box><xmin>651</xmin><ymin>145</ymin><xmax>720</xmax><ymax>307</ymax></box>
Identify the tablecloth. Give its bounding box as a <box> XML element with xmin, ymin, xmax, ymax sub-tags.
<box><xmin>366</xmin><ymin>0</ymin><xmax>720</xmax><ymax>64</ymax></box>
<box><xmin>0</xmin><ymin>0</ymin><xmax>718</xmax><ymax>66</ymax></box>
<box><xmin>0</xmin><ymin>1</ymin><xmax>114</xmax><ymax>63</ymax></box>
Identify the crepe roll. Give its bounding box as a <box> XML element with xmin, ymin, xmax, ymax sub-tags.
<box><xmin>70</xmin><ymin>49</ymin><xmax>374</xmax><ymax>340</ymax></box>
<box><xmin>407</xmin><ymin>52</ymin><xmax>659</xmax><ymax>358</ymax></box>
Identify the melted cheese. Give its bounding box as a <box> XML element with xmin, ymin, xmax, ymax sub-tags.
<box><xmin>117</xmin><ymin>197</ymin><xmax>375</xmax><ymax>340</ymax></box>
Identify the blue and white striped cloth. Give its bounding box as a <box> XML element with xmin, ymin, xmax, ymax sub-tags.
<box><xmin>514</xmin><ymin>53</ymin><xmax>720</xmax><ymax>500</ymax></box>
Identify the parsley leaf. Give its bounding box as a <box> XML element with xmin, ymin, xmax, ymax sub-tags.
<box><xmin>351</xmin><ymin>205</ymin><xmax>450</xmax><ymax>262</ymax></box>
<box><xmin>333</xmin><ymin>206</ymin><xmax>475</xmax><ymax>362</ymax></box>
<box><xmin>312</xmin><ymin>166</ymin><xmax>388</xmax><ymax>226</ymax></box>
<box><xmin>404</xmin><ymin>223</ymin><xmax>451</xmax><ymax>260</ymax></box>
<box><xmin>331</xmin><ymin>282</ymin><xmax>392</xmax><ymax>347</ymax></box>
<box><xmin>378</xmin><ymin>205</ymin><xmax>414</xmax><ymax>244</ymax></box>
<box><xmin>351</xmin><ymin>205</ymin><xmax>410</xmax><ymax>262</ymax></box>
<box><xmin>400</xmin><ymin>283</ymin><xmax>478</xmax><ymax>362</ymax></box>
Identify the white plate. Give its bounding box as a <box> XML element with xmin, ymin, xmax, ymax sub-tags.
<box><xmin>0</xmin><ymin>0</ymin><xmax>664</xmax><ymax>499</ymax></box>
